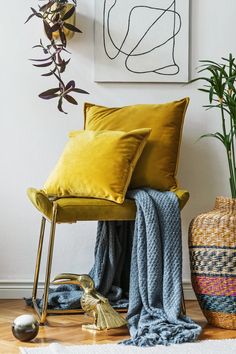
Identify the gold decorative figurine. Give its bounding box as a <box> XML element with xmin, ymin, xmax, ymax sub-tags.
<box><xmin>52</xmin><ymin>274</ymin><xmax>127</xmax><ymax>331</ymax></box>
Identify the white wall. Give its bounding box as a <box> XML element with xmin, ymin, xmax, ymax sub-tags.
<box><xmin>0</xmin><ymin>0</ymin><xmax>235</xmax><ymax>298</ymax></box>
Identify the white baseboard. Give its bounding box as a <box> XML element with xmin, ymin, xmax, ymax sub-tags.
<box><xmin>183</xmin><ymin>282</ymin><xmax>196</xmax><ymax>300</ymax></box>
<box><xmin>0</xmin><ymin>280</ymin><xmax>196</xmax><ymax>300</ymax></box>
<box><xmin>0</xmin><ymin>280</ymin><xmax>44</xmax><ymax>299</ymax></box>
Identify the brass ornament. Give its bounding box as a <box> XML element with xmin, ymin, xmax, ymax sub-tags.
<box><xmin>52</xmin><ymin>273</ymin><xmax>127</xmax><ymax>330</ymax></box>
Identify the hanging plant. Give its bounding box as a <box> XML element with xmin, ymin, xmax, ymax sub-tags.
<box><xmin>25</xmin><ymin>0</ymin><xmax>89</xmax><ymax>114</ymax></box>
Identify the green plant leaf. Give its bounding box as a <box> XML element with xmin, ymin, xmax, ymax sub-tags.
<box><xmin>199</xmin><ymin>132</ymin><xmax>226</xmax><ymax>145</ymax></box>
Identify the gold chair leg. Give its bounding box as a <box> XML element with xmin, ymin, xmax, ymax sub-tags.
<box><xmin>32</xmin><ymin>217</ymin><xmax>46</xmax><ymax>301</ymax></box>
<box><xmin>181</xmin><ymin>285</ymin><xmax>186</xmax><ymax>315</ymax></box>
<box><xmin>39</xmin><ymin>205</ymin><xmax>58</xmax><ymax>324</ymax></box>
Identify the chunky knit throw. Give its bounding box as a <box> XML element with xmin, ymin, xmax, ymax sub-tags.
<box><xmin>29</xmin><ymin>189</ymin><xmax>201</xmax><ymax>346</ymax></box>
<box><xmin>121</xmin><ymin>189</ymin><xmax>201</xmax><ymax>346</ymax></box>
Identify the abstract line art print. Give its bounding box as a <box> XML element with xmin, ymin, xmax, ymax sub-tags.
<box><xmin>94</xmin><ymin>0</ymin><xmax>189</xmax><ymax>82</ymax></box>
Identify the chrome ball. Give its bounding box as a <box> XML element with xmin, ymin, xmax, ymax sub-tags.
<box><xmin>12</xmin><ymin>314</ymin><xmax>39</xmax><ymax>342</ymax></box>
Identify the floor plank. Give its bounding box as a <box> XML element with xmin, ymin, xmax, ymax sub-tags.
<box><xmin>0</xmin><ymin>300</ymin><xmax>235</xmax><ymax>353</ymax></box>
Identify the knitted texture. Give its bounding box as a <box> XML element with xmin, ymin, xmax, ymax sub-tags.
<box><xmin>122</xmin><ymin>189</ymin><xmax>201</xmax><ymax>346</ymax></box>
<box><xmin>28</xmin><ymin>189</ymin><xmax>201</xmax><ymax>346</ymax></box>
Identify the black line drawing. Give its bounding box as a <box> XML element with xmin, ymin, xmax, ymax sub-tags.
<box><xmin>102</xmin><ymin>0</ymin><xmax>182</xmax><ymax>76</ymax></box>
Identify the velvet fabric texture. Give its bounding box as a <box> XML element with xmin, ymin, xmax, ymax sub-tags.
<box><xmin>43</xmin><ymin>129</ymin><xmax>151</xmax><ymax>203</ymax></box>
<box><xmin>26</xmin><ymin>188</ymin><xmax>189</xmax><ymax>223</ymax></box>
<box><xmin>84</xmin><ymin>98</ymin><xmax>189</xmax><ymax>191</ymax></box>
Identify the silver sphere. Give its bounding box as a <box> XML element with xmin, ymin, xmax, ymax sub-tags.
<box><xmin>12</xmin><ymin>314</ymin><xmax>39</xmax><ymax>342</ymax></box>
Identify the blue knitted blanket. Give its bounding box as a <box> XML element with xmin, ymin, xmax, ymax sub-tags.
<box><xmin>33</xmin><ymin>189</ymin><xmax>201</xmax><ymax>346</ymax></box>
<box><xmin>121</xmin><ymin>189</ymin><xmax>201</xmax><ymax>346</ymax></box>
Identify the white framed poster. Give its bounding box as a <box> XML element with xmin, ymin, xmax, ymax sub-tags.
<box><xmin>94</xmin><ymin>0</ymin><xmax>189</xmax><ymax>83</ymax></box>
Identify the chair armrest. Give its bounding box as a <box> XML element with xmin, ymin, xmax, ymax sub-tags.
<box><xmin>173</xmin><ymin>189</ymin><xmax>190</xmax><ymax>210</ymax></box>
<box><xmin>27</xmin><ymin>188</ymin><xmax>53</xmax><ymax>220</ymax></box>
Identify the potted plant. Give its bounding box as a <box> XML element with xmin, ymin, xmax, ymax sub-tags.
<box><xmin>25</xmin><ymin>0</ymin><xmax>88</xmax><ymax>114</ymax></box>
<box><xmin>189</xmin><ymin>53</ymin><xmax>236</xmax><ymax>329</ymax></box>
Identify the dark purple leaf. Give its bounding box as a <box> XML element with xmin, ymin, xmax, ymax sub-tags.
<box><xmin>30</xmin><ymin>7</ymin><xmax>40</xmax><ymax>15</ymax></box>
<box><xmin>32</xmin><ymin>44</ymin><xmax>43</xmax><ymax>49</ymax></box>
<box><xmin>54</xmin><ymin>13</ymin><xmax>60</xmax><ymax>23</ymax></box>
<box><xmin>64</xmin><ymin>94</ymin><xmax>78</xmax><ymax>105</ymax></box>
<box><xmin>25</xmin><ymin>13</ymin><xmax>35</xmax><ymax>24</ymax></box>
<box><xmin>57</xmin><ymin>97</ymin><xmax>67</xmax><ymax>114</ymax></box>
<box><xmin>63</xmin><ymin>22</ymin><xmax>82</xmax><ymax>33</ymax></box>
<box><xmin>39</xmin><ymin>93</ymin><xmax>59</xmax><ymax>100</ymax></box>
<box><xmin>59</xmin><ymin>29</ymin><xmax>67</xmax><ymax>47</ymax></box>
<box><xmin>71</xmin><ymin>88</ymin><xmax>89</xmax><ymax>94</ymax></box>
<box><xmin>43</xmin><ymin>20</ymin><xmax>53</xmax><ymax>41</ymax></box>
<box><xmin>30</xmin><ymin>7</ymin><xmax>43</xmax><ymax>19</ymax></box>
<box><xmin>60</xmin><ymin>60</ymin><xmax>66</xmax><ymax>73</ymax></box>
<box><xmin>64</xmin><ymin>58</ymin><xmax>71</xmax><ymax>66</ymax></box>
<box><xmin>29</xmin><ymin>56</ymin><xmax>52</xmax><ymax>62</ymax></box>
<box><xmin>40</xmin><ymin>87</ymin><xmax>60</xmax><ymax>96</ymax></box>
<box><xmin>65</xmin><ymin>80</ymin><xmax>75</xmax><ymax>90</ymax></box>
<box><xmin>57</xmin><ymin>52</ymin><xmax>63</xmax><ymax>64</ymax></box>
<box><xmin>57</xmin><ymin>58</ymin><xmax>70</xmax><ymax>72</ymax></box>
<box><xmin>62</xmin><ymin>6</ymin><xmax>75</xmax><ymax>21</ymax></box>
<box><xmin>41</xmin><ymin>67</ymin><xmax>57</xmax><ymax>77</ymax></box>
<box><xmin>39</xmin><ymin>88</ymin><xmax>60</xmax><ymax>98</ymax></box>
<box><xmin>33</xmin><ymin>61</ymin><xmax>53</xmax><ymax>68</ymax></box>
<box><xmin>50</xmin><ymin>23</ymin><xmax>61</xmax><ymax>33</ymax></box>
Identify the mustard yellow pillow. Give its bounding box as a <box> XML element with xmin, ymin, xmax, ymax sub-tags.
<box><xmin>43</xmin><ymin>129</ymin><xmax>151</xmax><ymax>204</ymax></box>
<box><xmin>84</xmin><ymin>98</ymin><xmax>189</xmax><ymax>191</ymax></box>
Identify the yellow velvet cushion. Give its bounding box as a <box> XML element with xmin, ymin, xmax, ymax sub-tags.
<box><xmin>84</xmin><ymin>98</ymin><xmax>189</xmax><ymax>191</ymax></box>
<box><xmin>43</xmin><ymin>129</ymin><xmax>151</xmax><ymax>204</ymax></box>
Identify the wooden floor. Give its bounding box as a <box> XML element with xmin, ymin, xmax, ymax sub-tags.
<box><xmin>0</xmin><ymin>300</ymin><xmax>236</xmax><ymax>353</ymax></box>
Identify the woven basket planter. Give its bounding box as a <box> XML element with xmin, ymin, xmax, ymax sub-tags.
<box><xmin>189</xmin><ymin>196</ymin><xmax>236</xmax><ymax>329</ymax></box>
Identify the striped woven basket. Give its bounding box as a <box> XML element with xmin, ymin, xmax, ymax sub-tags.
<box><xmin>189</xmin><ymin>196</ymin><xmax>236</xmax><ymax>329</ymax></box>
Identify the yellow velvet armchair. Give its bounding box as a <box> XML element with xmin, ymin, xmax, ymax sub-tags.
<box><xmin>27</xmin><ymin>188</ymin><xmax>189</xmax><ymax>324</ymax></box>
<box><xmin>27</xmin><ymin>98</ymin><xmax>190</xmax><ymax>324</ymax></box>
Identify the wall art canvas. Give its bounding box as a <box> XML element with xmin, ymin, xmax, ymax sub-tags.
<box><xmin>94</xmin><ymin>0</ymin><xmax>189</xmax><ymax>82</ymax></box>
